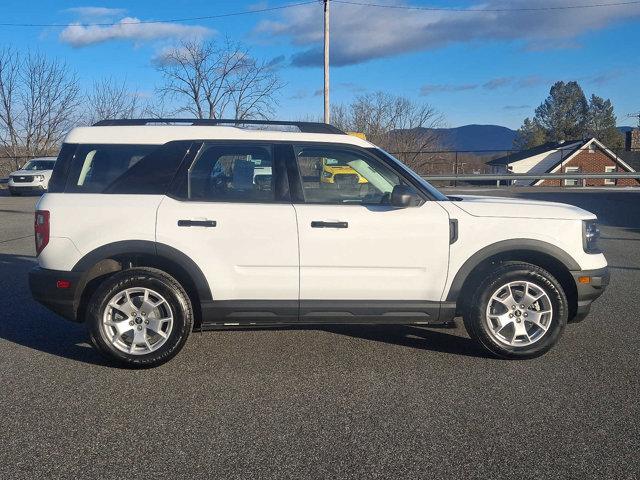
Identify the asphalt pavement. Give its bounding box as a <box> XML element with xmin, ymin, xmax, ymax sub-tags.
<box><xmin>0</xmin><ymin>188</ymin><xmax>638</xmax><ymax>480</ymax></box>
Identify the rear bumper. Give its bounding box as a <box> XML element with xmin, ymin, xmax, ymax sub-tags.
<box><xmin>29</xmin><ymin>267</ymin><xmax>83</xmax><ymax>322</ymax></box>
<box><xmin>570</xmin><ymin>266</ymin><xmax>609</xmax><ymax>322</ymax></box>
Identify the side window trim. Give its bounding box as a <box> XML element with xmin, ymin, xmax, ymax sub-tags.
<box><xmin>167</xmin><ymin>141</ymin><xmax>203</xmax><ymax>199</ymax></box>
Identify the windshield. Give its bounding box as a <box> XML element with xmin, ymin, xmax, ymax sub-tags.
<box><xmin>370</xmin><ymin>148</ymin><xmax>449</xmax><ymax>201</ymax></box>
<box><xmin>21</xmin><ymin>160</ymin><xmax>55</xmax><ymax>171</ymax></box>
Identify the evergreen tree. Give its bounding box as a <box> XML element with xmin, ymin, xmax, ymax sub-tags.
<box><xmin>587</xmin><ymin>94</ymin><xmax>624</xmax><ymax>149</ymax></box>
<box><xmin>513</xmin><ymin>117</ymin><xmax>547</xmax><ymax>150</ymax></box>
<box><xmin>533</xmin><ymin>81</ymin><xmax>588</xmax><ymax>142</ymax></box>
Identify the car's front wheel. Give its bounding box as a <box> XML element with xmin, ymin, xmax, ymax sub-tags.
<box><xmin>463</xmin><ymin>262</ymin><xmax>568</xmax><ymax>359</ymax></box>
<box><xmin>87</xmin><ymin>267</ymin><xmax>193</xmax><ymax>368</ymax></box>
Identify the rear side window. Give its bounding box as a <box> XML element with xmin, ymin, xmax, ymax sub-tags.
<box><xmin>62</xmin><ymin>142</ymin><xmax>190</xmax><ymax>194</ymax></box>
<box><xmin>185</xmin><ymin>143</ymin><xmax>275</xmax><ymax>202</ymax></box>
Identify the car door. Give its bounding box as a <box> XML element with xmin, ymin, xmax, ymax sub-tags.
<box><xmin>156</xmin><ymin>142</ymin><xmax>299</xmax><ymax>323</ymax></box>
<box><xmin>289</xmin><ymin>144</ymin><xmax>451</xmax><ymax>322</ymax></box>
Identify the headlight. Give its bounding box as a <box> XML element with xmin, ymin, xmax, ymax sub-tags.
<box><xmin>583</xmin><ymin>220</ymin><xmax>600</xmax><ymax>253</ymax></box>
<box><xmin>34</xmin><ymin>175</ymin><xmax>45</xmax><ymax>182</ymax></box>
<box><xmin>322</xmin><ymin>171</ymin><xmax>332</xmax><ymax>179</ymax></box>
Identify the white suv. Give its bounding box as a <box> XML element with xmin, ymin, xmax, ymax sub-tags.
<box><xmin>8</xmin><ymin>157</ymin><xmax>56</xmax><ymax>195</ymax></box>
<box><xmin>29</xmin><ymin>119</ymin><xmax>609</xmax><ymax>367</ymax></box>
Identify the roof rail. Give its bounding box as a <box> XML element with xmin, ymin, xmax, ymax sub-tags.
<box><xmin>92</xmin><ymin>118</ymin><xmax>345</xmax><ymax>134</ymax></box>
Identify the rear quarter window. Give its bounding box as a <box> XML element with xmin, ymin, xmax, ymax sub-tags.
<box><xmin>60</xmin><ymin>142</ymin><xmax>191</xmax><ymax>194</ymax></box>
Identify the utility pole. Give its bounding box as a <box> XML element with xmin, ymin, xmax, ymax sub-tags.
<box><xmin>323</xmin><ymin>0</ymin><xmax>330</xmax><ymax>124</ymax></box>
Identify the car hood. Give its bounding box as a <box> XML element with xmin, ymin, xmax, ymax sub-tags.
<box><xmin>11</xmin><ymin>169</ymin><xmax>52</xmax><ymax>176</ymax></box>
<box><xmin>449</xmin><ymin>195</ymin><xmax>596</xmax><ymax>220</ymax></box>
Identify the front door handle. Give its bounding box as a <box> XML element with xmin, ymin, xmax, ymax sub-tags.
<box><xmin>311</xmin><ymin>221</ymin><xmax>348</xmax><ymax>229</ymax></box>
<box><xmin>178</xmin><ymin>219</ymin><xmax>217</xmax><ymax>227</ymax></box>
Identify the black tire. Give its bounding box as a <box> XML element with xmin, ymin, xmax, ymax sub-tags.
<box><xmin>87</xmin><ymin>267</ymin><xmax>193</xmax><ymax>368</ymax></box>
<box><xmin>9</xmin><ymin>190</ymin><xmax>20</xmax><ymax>196</ymax></box>
<box><xmin>463</xmin><ymin>262</ymin><xmax>568</xmax><ymax>359</ymax></box>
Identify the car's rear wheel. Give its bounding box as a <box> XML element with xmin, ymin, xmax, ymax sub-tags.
<box><xmin>87</xmin><ymin>267</ymin><xmax>193</xmax><ymax>368</ymax></box>
<box><xmin>463</xmin><ymin>262</ymin><xmax>568</xmax><ymax>359</ymax></box>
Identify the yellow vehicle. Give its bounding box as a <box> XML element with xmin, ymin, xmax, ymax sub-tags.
<box><xmin>320</xmin><ymin>157</ymin><xmax>368</xmax><ymax>186</ymax></box>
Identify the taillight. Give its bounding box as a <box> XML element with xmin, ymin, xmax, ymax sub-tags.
<box><xmin>35</xmin><ymin>210</ymin><xmax>50</xmax><ymax>255</ymax></box>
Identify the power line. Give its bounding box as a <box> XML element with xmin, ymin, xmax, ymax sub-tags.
<box><xmin>1</xmin><ymin>0</ymin><xmax>637</xmax><ymax>27</ymax></box>
<box><xmin>332</xmin><ymin>0</ymin><xmax>640</xmax><ymax>12</ymax></box>
<box><xmin>0</xmin><ymin>1</ymin><xmax>318</xmax><ymax>28</ymax></box>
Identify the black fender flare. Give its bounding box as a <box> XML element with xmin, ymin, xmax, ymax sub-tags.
<box><xmin>72</xmin><ymin>240</ymin><xmax>213</xmax><ymax>302</ymax></box>
<box><xmin>445</xmin><ymin>238</ymin><xmax>580</xmax><ymax>302</ymax></box>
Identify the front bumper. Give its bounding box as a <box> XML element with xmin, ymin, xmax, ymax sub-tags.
<box><xmin>29</xmin><ymin>267</ymin><xmax>83</xmax><ymax>322</ymax></box>
<box><xmin>570</xmin><ymin>266</ymin><xmax>609</xmax><ymax>322</ymax></box>
<box><xmin>9</xmin><ymin>184</ymin><xmax>46</xmax><ymax>194</ymax></box>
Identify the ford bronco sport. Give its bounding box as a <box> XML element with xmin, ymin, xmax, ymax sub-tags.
<box><xmin>29</xmin><ymin>119</ymin><xmax>609</xmax><ymax>367</ymax></box>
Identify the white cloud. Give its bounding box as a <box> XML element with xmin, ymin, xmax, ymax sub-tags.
<box><xmin>503</xmin><ymin>104</ymin><xmax>531</xmax><ymax>110</ymax></box>
<box><xmin>59</xmin><ymin>17</ymin><xmax>213</xmax><ymax>47</ymax></box>
<box><xmin>65</xmin><ymin>7</ymin><xmax>127</xmax><ymax>19</ymax></box>
<box><xmin>420</xmin><ymin>83</ymin><xmax>477</xmax><ymax>95</ymax></box>
<box><xmin>255</xmin><ymin>0</ymin><xmax>640</xmax><ymax>67</ymax></box>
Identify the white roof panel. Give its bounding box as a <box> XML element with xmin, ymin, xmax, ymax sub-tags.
<box><xmin>64</xmin><ymin>126</ymin><xmax>374</xmax><ymax>148</ymax></box>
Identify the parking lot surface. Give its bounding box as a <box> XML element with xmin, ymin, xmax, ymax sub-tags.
<box><xmin>0</xmin><ymin>188</ymin><xmax>638</xmax><ymax>479</ymax></box>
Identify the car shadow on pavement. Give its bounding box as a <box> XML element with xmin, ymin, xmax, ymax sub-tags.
<box><xmin>321</xmin><ymin>324</ymin><xmax>492</xmax><ymax>358</ymax></box>
<box><xmin>0</xmin><ymin>253</ymin><xmax>111</xmax><ymax>367</ymax></box>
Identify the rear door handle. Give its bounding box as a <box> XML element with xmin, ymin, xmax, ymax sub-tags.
<box><xmin>178</xmin><ymin>219</ymin><xmax>217</xmax><ymax>227</ymax></box>
<box><xmin>311</xmin><ymin>221</ymin><xmax>348</xmax><ymax>229</ymax></box>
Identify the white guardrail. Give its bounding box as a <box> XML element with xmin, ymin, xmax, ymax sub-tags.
<box><xmin>422</xmin><ymin>172</ymin><xmax>640</xmax><ymax>184</ymax></box>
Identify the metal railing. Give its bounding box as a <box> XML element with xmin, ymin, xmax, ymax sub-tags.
<box><xmin>422</xmin><ymin>172</ymin><xmax>640</xmax><ymax>187</ymax></box>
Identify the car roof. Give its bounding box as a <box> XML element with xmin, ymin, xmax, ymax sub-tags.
<box><xmin>64</xmin><ymin>125</ymin><xmax>375</xmax><ymax>149</ymax></box>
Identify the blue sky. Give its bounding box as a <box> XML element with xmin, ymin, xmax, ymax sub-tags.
<box><xmin>1</xmin><ymin>0</ymin><xmax>639</xmax><ymax>129</ymax></box>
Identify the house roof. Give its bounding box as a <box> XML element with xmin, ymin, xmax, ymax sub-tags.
<box><xmin>487</xmin><ymin>139</ymin><xmax>589</xmax><ymax>166</ymax></box>
<box><xmin>618</xmin><ymin>151</ymin><xmax>640</xmax><ymax>172</ymax></box>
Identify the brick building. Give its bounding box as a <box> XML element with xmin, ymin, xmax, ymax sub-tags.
<box><xmin>488</xmin><ymin>136</ymin><xmax>640</xmax><ymax>187</ymax></box>
<box><xmin>626</xmin><ymin>128</ymin><xmax>640</xmax><ymax>152</ymax></box>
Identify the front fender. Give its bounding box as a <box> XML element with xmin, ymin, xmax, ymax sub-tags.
<box><xmin>444</xmin><ymin>238</ymin><xmax>580</xmax><ymax>302</ymax></box>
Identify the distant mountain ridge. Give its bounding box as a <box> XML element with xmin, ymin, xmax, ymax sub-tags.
<box><xmin>411</xmin><ymin>124</ymin><xmax>635</xmax><ymax>152</ymax></box>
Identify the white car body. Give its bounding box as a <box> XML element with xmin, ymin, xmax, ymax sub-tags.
<box><xmin>28</xmin><ymin>120</ymin><xmax>609</xmax><ymax>364</ymax></box>
<box><xmin>8</xmin><ymin>157</ymin><xmax>56</xmax><ymax>195</ymax></box>
<box><xmin>36</xmin><ymin>189</ymin><xmax>606</xmax><ymax>301</ymax></box>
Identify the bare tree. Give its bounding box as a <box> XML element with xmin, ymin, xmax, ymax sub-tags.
<box><xmin>156</xmin><ymin>40</ymin><xmax>283</xmax><ymax>119</ymax></box>
<box><xmin>154</xmin><ymin>39</ymin><xmax>284</xmax><ymax>120</ymax></box>
<box><xmin>85</xmin><ymin>78</ymin><xmax>141</xmax><ymax>124</ymax></box>
<box><xmin>0</xmin><ymin>49</ymin><xmax>80</xmax><ymax>169</ymax></box>
<box><xmin>229</xmin><ymin>57</ymin><xmax>284</xmax><ymax>120</ymax></box>
<box><xmin>330</xmin><ymin>92</ymin><xmax>443</xmax><ymax>173</ymax></box>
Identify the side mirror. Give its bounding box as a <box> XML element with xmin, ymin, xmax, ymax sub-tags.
<box><xmin>390</xmin><ymin>184</ymin><xmax>421</xmax><ymax>208</ymax></box>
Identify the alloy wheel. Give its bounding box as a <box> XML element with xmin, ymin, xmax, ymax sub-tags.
<box><xmin>101</xmin><ymin>287</ymin><xmax>174</xmax><ymax>355</ymax></box>
<box><xmin>484</xmin><ymin>280</ymin><xmax>553</xmax><ymax>347</ymax></box>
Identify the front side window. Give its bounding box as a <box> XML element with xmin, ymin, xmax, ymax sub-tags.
<box><xmin>295</xmin><ymin>146</ymin><xmax>406</xmax><ymax>205</ymax></box>
<box><xmin>187</xmin><ymin>144</ymin><xmax>274</xmax><ymax>202</ymax></box>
